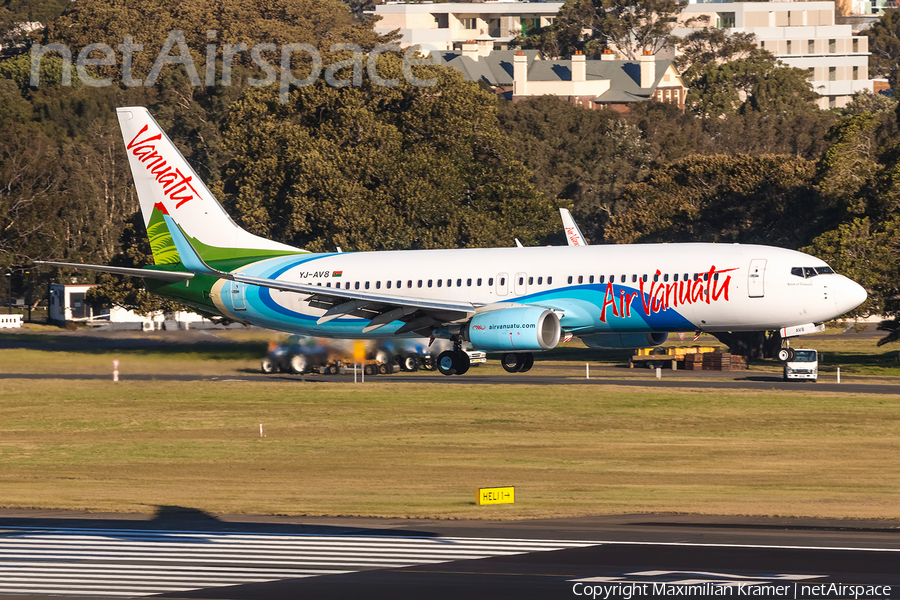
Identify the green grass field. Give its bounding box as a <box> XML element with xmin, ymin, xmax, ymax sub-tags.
<box><xmin>1</xmin><ymin>378</ymin><xmax>899</xmax><ymax>520</ymax></box>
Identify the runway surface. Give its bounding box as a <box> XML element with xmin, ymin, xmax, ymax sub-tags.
<box><xmin>1</xmin><ymin>512</ymin><xmax>899</xmax><ymax>599</ymax></box>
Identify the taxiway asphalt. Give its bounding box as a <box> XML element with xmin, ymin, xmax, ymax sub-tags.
<box><xmin>0</xmin><ymin>511</ymin><xmax>898</xmax><ymax>599</ymax></box>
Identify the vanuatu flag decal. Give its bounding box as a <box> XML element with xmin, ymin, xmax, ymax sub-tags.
<box><xmin>333</xmin><ymin>271</ymin><xmax>343</xmax><ymax>277</ymax></box>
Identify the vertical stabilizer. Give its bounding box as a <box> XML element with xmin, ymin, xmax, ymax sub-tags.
<box><xmin>116</xmin><ymin>107</ymin><xmax>304</xmax><ymax>265</ymax></box>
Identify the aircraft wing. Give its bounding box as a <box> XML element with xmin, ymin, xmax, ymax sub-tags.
<box><xmin>165</xmin><ymin>220</ymin><xmax>478</xmax><ymax>334</ymax></box>
<box><xmin>33</xmin><ymin>261</ymin><xmax>193</xmax><ymax>282</ymax></box>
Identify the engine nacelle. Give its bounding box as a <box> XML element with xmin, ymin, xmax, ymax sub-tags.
<box><xmin>465</xmin><ymin>307</ymin><xmax>561</xmax><ymax>352</ymax></box>
<box><xmin>580</xmin><ymin>332</ymin><xmax>668</xmax><ymax>349</ymax></box>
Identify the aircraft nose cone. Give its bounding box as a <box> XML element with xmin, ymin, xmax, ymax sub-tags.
<box><xmin>836</xmin><ymin>278</ymin><xmax>867</xmax><ymax>315</ymax></box>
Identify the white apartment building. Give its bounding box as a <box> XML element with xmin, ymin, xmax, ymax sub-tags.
<box><xmin>675</xmin><ymin>0</ymin><xmax>873</xmax><ymax>108</ymax></box>
<box><xmin>369</xmin><ymin>2</ymin><xmax>563</xmax><ymax>53</ymax></box>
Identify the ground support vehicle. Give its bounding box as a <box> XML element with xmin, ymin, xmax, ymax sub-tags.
<box><xmin>783</xmin><ymin>348</ymin><xmax>818</xmax><ymax>381</ymax></box>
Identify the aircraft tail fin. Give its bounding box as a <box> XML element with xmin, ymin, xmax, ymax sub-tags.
<box><xmin>116</xmin><ymin>107</ymin><xmax>304</xmax><ymax>267</ymax></box>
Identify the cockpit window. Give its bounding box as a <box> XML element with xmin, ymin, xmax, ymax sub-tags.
<box><xmin>791</xmin><ymin>266</ymin><xmax>835</xmax><ymax>278</ymax></box>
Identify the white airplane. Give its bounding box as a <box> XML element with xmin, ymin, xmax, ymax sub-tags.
<box><xmin>37</xmin><ymin>107</ymin><xmax>867</xmax><ymax>375</ymax></box>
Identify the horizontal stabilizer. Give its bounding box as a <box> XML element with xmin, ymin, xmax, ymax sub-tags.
<box><xmin>33</xmin><ymin>261</ymin><xmax>193</xmax><ymax>282</ymax></box>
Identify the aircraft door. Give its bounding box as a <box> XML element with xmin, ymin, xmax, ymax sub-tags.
<box><xmin>228</xmin><ymin>280</ymin><xmax>247</xmax><ymax>311</ymax></box>
<box><xmin>496</xmin><ymin>273</ymin><xmax>508</xmax><ymax>297</ymax></box>
<box><xmin>514</xmin><ymin>272</ymin><xmax>528</xmax><ymax>296</ymax></box>
<box><xmin>748</xmin><ymin>259</ymin><xmax>766</xmax><ymax>298</ymax></box>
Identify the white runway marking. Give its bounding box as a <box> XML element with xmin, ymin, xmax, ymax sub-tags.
<box><xmin>0</xmin><ymin>526</ymin><xmax>597</xmax><ymax>597</ymax></box>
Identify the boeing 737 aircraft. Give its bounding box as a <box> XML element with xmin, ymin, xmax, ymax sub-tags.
<box><xmin>37</xmin><ymin>107</ymin><xmax>867</xmax><ymax>375</ymax></box>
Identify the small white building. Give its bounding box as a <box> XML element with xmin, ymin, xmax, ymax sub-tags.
<box><xmin>370</xmin><ymin>2</ymin><xmax>563</xmax><ymax>53</ymax></box>
<box><xmin>48</xmin><ymin>283</ymin><xmax>212</xmax><ymax>330</ymax></box>
<box><xmin>675</xmin><ymin>0</ymin><xmax>874</xmax><ymax>108</ymax></box>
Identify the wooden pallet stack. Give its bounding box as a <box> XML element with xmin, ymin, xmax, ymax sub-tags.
<box><xmin>703</xmin><ymin>352</ymin><xmax>732</xmax><ymax>371</ymax></box>
<box><xmin>684</xmin><ymin>353</ymin><xmax>704</xmax><ymax>370</ymax></box>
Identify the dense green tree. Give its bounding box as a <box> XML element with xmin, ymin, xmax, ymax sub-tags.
<box><xmin>605</xmin><ymin>154</ymin><xmax>820</xmax><ymax>247</ymax></box>
<box><xmin>516</xmin><ymin>0</ymin><xmax>684</xmax><ymax>59</ymax></box>
<box><xmin>864</xmin><ymin>8</ymin><xmax>900</xmax><ymax>93</ymax></box>
<box><xmin>497</xmin><ymin>96</ymin><xmax>649</xmax><ymax>242</ymax></box>
<box><xmin>815</xmin><ymin>113</ymin><xmax>880</xmax><ymax>216</ymax></box>
<box><xmin>674</xmin><ymin>27</ymin><xmax>761</xmax><ymax>82</ymax></box>
<box><xmin>216</xmin><ymin>59</ymin><xmax>562</xmax><ymax>253</ymax></box>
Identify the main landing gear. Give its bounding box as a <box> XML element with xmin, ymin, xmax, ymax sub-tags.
<box><xmin>501</xmin><ymin>352</ymin><xmax>534</xmax><ymax>373</ymax></box>
<box><xmin>437</xmin><ymin>337</ymin><xmax>470</xmax><ymax>376</ymax></box>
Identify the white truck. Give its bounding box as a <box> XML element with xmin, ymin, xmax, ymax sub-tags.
<box><xmin>783</xmin><ymin>349</ymin><xmax>818</xmax><ymax>382</ymax></box>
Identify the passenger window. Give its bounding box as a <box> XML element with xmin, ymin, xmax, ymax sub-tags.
<box><xmin>684</xmin><ymin>273</ymin><xmax>688</xmax><ymax>281</ymax></box>
<box><xmin>589</xmin><ymin>275</ymin><xmax>594</xmax><ymax>284</ymax></box>
<box><xmin>467</xmin><ymin>278</ymin><xmax>472</xmax><ymax>286</ymax></box>
<box><xmin>632</xmin><ymin>275</ymin><xmax>638</xmax><ymax>283</ymax></box>
<box><xmin>577</xmin><ymin>276</ymin><xmax>583</xmax><ymax>284</ymax></box>
<box><xmin>365</xmin><ymin>282</ymin><xmax>370</xmax><ymax>289</ymax></box>
<box><xmin>703</xmin><ymin>273</ymin><xmax>709</xmax><ymax>281</ymax></box>
<box><xmin>317</xmin><ymin>282</ymin><xmax>322</xmax><ymax>286</ymax></box>
<box><xmin>397</xmin><ymin>280</ymin><xmax>401</xmax><ymax>288</ymax></box>
<box><xmin>407</xmin><ymin>280</ymin><xmax>412</xmax><ymax>288</ymax></box>
<box><xmin>428</xmin><ymin>280</ymin><xmax>432</xmax><ymax>288</ymax></box>
<box><xmin>500</xmin><ymin>277</ymin><xmax>506</xmax><ymax>286</ymax></box>
<box><xmin>537</xmin><ymin>277</ymin><xmax>543</xmax><ymax>285</ymax></box>
<box><xmin>355</xmin><ymin>282</ymin><xmax>360</xmax><ymax>290</ymax></box>
<box><xmin>713</xmin><ymin>273</ymin><xmax>719</xmax><ymax>281</ymax></box>
<box><xmin>548</xmin><ymin>276</ymin><xmax>553</xmax><ymax>284</ymax></box>
<box><xmin>518</xmin><ymin>277</ymin><xmax>524</xmax><ymax>285</ymax></box>
<box><xmin>376</xmin><ymin>281</ymin><xmax>381</xmax><ymax>289</ymax></box>
<box><xmin>345</xmin><ymin>282</ymin><xmax>351</xmax><ymax>289</ymax></box>
<box><xmin>489</xmin><ymin>278</ymin><xmax>494</xmax><ymax>286</ymax></box>
<box><xmin>653</xmin><ymin>274</ymin><xmax>659</xmax><ymax>282</ymax></box>
<box><xmin>568</xmin><ymin>276</ymin><xmax>573</xmax><ymax>284</ymax></box>
<box><xmin>386</xmin><ymin>281</ymin><xmax>391</xmax><ymax>289</ymax></box>
<box><xmin>664</xmin><ymin>274</ymin><xmax>669</xmax><ymax>282</ymax></box>
<box><xmin>642</xmin><ymin>274</ymin><xmax>648</xmax><ymax>282</ymax></box>
<box><xmin>599</xmin><ymin>275</ymin><xmax>605</xmax><ymax>283</ymax></box>
<box><xmin>457</xmin><ymin>279</ymin><xmax>462</xmax><ymax>287</ymax></box>
<box><xmin>437</xmin><ymin>279</ymin><xmax>442</xmax><ymax>287</ymax></box>
<box><xmin>418</xmin><ymin>280</ymin><xmax>423</xmax><ymax>288</ymax></box>
<box><xmin>673</xmin><ymin>274</ymin><xmax>679</xmax><ymax>282</ymax></box>
<box><xmin>477</xmin><ymin>278</ymin><xmax>482</xmax><ymax>286</ymax></box>
<box><xmin>528</xmin><ymin>277</ymin><xmax>533</xmax><ymax>285</ymax></box>
<box><xmin>447</xmin><ymin>279</ymin><xmax>452</xmax><ymax>287</ymax></box>
<box><xmin>326</xmin><ymin>282</ymin><xmax>331</xmax><ymax>288</ymax></box>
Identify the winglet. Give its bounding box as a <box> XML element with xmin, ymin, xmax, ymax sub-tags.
<box><xmin>163</xmin><ymin>214</ymin><xmax>232</xmax><ymax>279</ymax></box>
<box><xmin>560</xmin><ymin>208</ymin><xmax>588</xmax><ymax>247</ymax></box>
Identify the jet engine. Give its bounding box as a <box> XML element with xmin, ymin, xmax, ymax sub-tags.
<box><xmin>465</xmin><ymin>307</ymin><xmax>561</xmax><ymax>352</ymax></box>
<box><xmin>579</xmin><ymin>332</ymin><xmax>668</xmax><ymax>349</ymax></box>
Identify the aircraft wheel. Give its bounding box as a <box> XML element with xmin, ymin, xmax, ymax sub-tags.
<box><xmin>437</xmin><ymin>350</ymin><xmax>458</xmax><ymax>376</ymax></box>
<box><xmin>288</xmin><ymin>354</ymin><xmax>308</xmax><ymax>374</ymax></box>
<box><xmin>261</xmin><ymin>357</ymin><xmax>277</xmax><ymax>374</ymax></box>
<box><xmin>402</xmin><ymin>356</ymin><xmax>419</xmax><ymax>372</ymax></box>
<box><xmin>326</xmin><ymin>364</ymin><xmax>339</xmax><ymax>375</ymax></box>
<box><xmin>378</xmin><ymin>363</ymin><xmax>391</xmax><ymax>375</ymax></box>
<box><xmin>518</xmin><ymin>353</ymin><xmax>534</xmax><ymax>373</ymax></box>
<box><xmin>364</xmin><ymin>363</ymin><xmax>377</xmax><ymax>376</ymax></box>
<box><xmin>455</xmin><ymin>351</ymin><xmax>470</xmax><ymax>376</ymax></box>
<box><xmin>501</xmin><ymin>353</ymin><xmax>522</xmax><ymax>373</ymax></box>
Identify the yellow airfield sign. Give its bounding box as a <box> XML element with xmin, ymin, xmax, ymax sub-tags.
<box><xmin>477</xmin><ymin>486</ymin><xmax>515</xmax><ymax>505</ymax></box>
